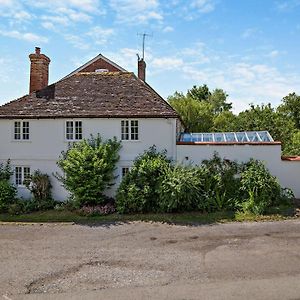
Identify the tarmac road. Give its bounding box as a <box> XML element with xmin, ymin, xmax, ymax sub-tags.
<box><xmin>1</xmin><ymin>220</ymin><xmax>300</xmax><ymax>300</ymax></box>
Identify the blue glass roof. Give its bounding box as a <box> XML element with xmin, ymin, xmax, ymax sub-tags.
<box><xmin>179</xmin><ymin>131</ymin><xmax>274</xmax><ymax>143</ymax></box>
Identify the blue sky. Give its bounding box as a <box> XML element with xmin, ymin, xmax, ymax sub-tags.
<box><xmin>0</xmin><ymin>0</ymin><xmax>300</xmax><ymax>112</ymax></box>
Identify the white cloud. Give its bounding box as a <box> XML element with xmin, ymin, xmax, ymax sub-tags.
<box><xmin>241</xmin><ymin>28</ymin><xmax>259</xmax><ymax>39</ymax></box>
<box><xmin>266</xmin><ymin>50</ymin><xmax>280</xmax><ymax>58</ymax></box>
<box><xmin>25</xmin><ymin>0</ymin><xmax>103</xmax><ymax>14</ymax></box>
<box><xmin>41</xmin><ymin>15</ymin><xmax>70</xmax><ymax>26</ymax></box>
<box><xmin>109</xmin><ymin>0</ymin><xmax>163</xmax><ymax>23</ymax></box>
<box><xmin>275</xmin><ymin>0</ymin><xmax>300</xmax><ymax>11</ymax></box>
<box><xmin>87</xmin><ymin>26</ymin><xmax>114</xmax><ymax>45</ymax></box>
<box><xmin>152</xmin><ymin>57</ymin><xmax>184</xmax><ymax>70</ymax></box>
<box><xmin>64</xmin><ymin>34</ymin><xmax>89</xmax><ymax>50</ymax></box>
<box><xmin>162</xmin><ymin>26</ymin><xmax>174</xmax><ymax>33</ymax></box>
<box><xmin>41</xmin><ymin>22</ymin><xmax>56</xmax><ymax>31</ymax></box>
<box><xmin>0</xmin><ymin>29</ymin><xmax>48</xmax><ymax>42</ymax></box>
<box><xmin>190</xmin><ymin>0</ymin><xmax>215</xmax><ymax>13</ymax></box>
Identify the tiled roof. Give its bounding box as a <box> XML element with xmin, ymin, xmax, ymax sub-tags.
<box><xmin>281</xmin><ymin>156</ymin><xmax>300</xmax><ymax>161</ymax></box>
<box><xmin>0</xmin><ymin>72</ymin><xmax>178</xmax><ymax>119</ymax></box>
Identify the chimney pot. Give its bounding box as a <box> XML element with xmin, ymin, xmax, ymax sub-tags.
<box><xmin>138</xmin><ymin>58</ymin><xmax>146</xmax><ymax>82</ymax></box>
<box><xmin>29</xmin><ymin>47</ymin><xmax>50</xmax><ymax>93</ymax></box>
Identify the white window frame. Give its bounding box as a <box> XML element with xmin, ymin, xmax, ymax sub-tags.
<box><xmin>121</xmin><ymin>119</ymin><xmax>139</xmax><ymax>141</ymax></box>
<box><xmin>65</xmin><ymin>120</ymin><xmax>83</xmax><ymax>141</ymax></box>
<box><xmin>13</xmin><ymin>121</ymin><xmax>30</xmax><ymax>141</ymax></box>
<box><xmin>121</xmin><ymin>167</ymin><xmax>130</xmax><ymax>178</ymax></box>
<box><xmin>14</xmin><ymin>166</ymin><xmax>31</xmax><ymax>187</ymax></box>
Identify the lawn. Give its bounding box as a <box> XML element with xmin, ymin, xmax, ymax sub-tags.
<box><xmin>0</xmin><ymin>205</ymin><xmax>296</xmax><ymax>225</ymax></box>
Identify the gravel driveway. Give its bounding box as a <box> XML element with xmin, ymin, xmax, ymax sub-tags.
<box><xmin>1</xmin><ymin>220</ymin><xmax>300</xmax><ymax>299</ymax></box>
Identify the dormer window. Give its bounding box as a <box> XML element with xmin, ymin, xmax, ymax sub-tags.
<box><xmin>14</xmin><ymin>121</ymin><xmax>29</xmax><ymax>140</ymax></box>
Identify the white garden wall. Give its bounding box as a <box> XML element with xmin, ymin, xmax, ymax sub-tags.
<box><xmin>177</xmin><ymin>144</ymin><xmax>300</xmax><ymax>198</ymax></box>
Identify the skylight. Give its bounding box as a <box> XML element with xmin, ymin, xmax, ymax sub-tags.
<box><xmin>178</xmin><ymin>131</ymin><xmax>274</xmax><ymax>143</ymax></box>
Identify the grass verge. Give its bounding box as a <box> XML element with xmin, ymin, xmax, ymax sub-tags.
<box><xmin>0</xmin><ymin>205</ymin><xmax>296</xmax><ymax>225</ymax></box>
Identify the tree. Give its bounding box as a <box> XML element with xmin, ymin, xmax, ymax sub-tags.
<box><xmin>168</xmin><ymin>84</ymin><xmax>232</xmax><ymax>132</ymax></box>
<box><xmin>210</xmin><ymin>89</ymin><xmax>232</xmax><ymax>114</ymax></box>
<box><xmin>168</xmin><ymin>96</ymin><xmax>214</xmax><ymax>132</ymax></box>
<box><xmin>56</xmin><ymin>135</ymin><xmax>121</xmax><ymax>207</ymax></box>
<box><xmin>278</xmin><ymin>92</ymin><xmax>300</xmax><ymax>129</ymax></box>
<box><xmin>187</xmin><ymin>84</ymin><xmax>211</xmax><ymax>102</ymax></box>
<box><xmin>283</xmin><ymin>131</ymin><xmax>300</xmax><ymax>156</ymax></box>
<box><xmin>236</xmin><ymin>104</ymin><xmax>295</xmax><ymax>148</ymax></box>
<box><xmin>213</xmin><ymin>111</ymin><xmax>237</xmax><ymax>132</ymax></box>
<box><xmin>187</xmin><ymin>85</ymin><xmax>232</xmax><ymax>113</ymax></box>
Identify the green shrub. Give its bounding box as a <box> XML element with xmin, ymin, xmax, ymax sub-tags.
<box><xmin>239</xmin><ymin>159</ymin><xmax>286</xmax><ymax>214</ymax></box>
<box><xmin>200</xmin><ymin>154</ymin><xmax>241</xmax><ymax>212</ymax></box>
<box><xmin>116</xmin><ymin>146</ymin><xmax>170</xmax><ymax>213</ymax></box>
<box><xmin>0</xmin><ymin>160</ymin><xmax>17</xmax><ymax>212</ymax></box>
<box><xmin>0</xmin><ymin>180</ymin><xmax>17</xmax><ymax>212</ymax></box>
<box><xmin>159</xmin><ymin>165</ymin><xmax>202</xmax><ymax>212</ymax></box>
<box><xmin>24</xmin><ymin>170</ymin><xmax>52</xmax><ymax>202</ymax></box>
<box><xmin>56</xmin><ymin>135</ymin><xmax>121</xmax><ymax>207</ymax></box>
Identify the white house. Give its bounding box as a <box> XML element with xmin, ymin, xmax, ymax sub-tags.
<box><xmin>0</xmin><ymin>48</ymin><xmax>178</xmax><ymax>201</ymax></box>
<box><xmin>0</xmin><ymin>47</ymin><xmax>299</xmax><ymax>200</ymax></box>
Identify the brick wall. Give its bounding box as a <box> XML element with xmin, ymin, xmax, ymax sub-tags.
<box><xmin>79</xmin><ymin>58</ymin><xmax>121</xmax><ymax>72</ymax></box>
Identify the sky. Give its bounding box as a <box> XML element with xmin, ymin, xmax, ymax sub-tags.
<box><xmin>0</xmin><ymin>0</ymin><xmax>300</xmax><ymax>112</ymax></box>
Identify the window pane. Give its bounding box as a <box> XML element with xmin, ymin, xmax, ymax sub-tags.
<box><xmin>258</xmin><ymin>131</ymin><xmax>271</xmax><ymax>142</ymax></box>
<box><xmin>122</xmin><ymin>167</ymin><xmax>129</xmax><ymax>177</ymax></box>
<box><xmin>130</xmin><ymin>120</ymin><xmax>139</xmax><ymax>140</ymax></box>
<box><xmin>14</xmin><ymin>122</ymin><xmax>21</xmax><ymax>140</ymax></box>
<box><xmin>66</xmin><ymin>121</ymin><xmax>74</xmax><ymax>140</ymax></box>
<box><xmin>214</xmin><ymin>133</ymin><xmax>225</xmax><ymax>142</ymax></box>
<box><xmin>247</xmin><ymin>132</ymin><xmax>260</xmax><ymax>142</ymax></box>
<box><xmin>203</xmin><ymin>133</ymin><xmax>213</xmax><ymax>142</ymax></box>
<box><xmin>15</xmin><ymin>167</ymin><xmax>22</xmax><ymax>185</ymax></box>
<box><xmin>121</xmin><ymin>120</ymin><xmax>129</xmax><ymax>140</ymax></box>
<box><xmin>236</xmin><ymin>132</ymin><xmax>248</xmax><ymax>142</ymax></box>
<box><xmin>23</xmin><ymin>167</ymin><xmax>30</xmax><ymax>184</ymax></box>
<box><xmin>22</xmin><ymin>121</ymin><xmax>29</xmax><ymax>140</ymax></box>
<box><xmin>225</xmin><ymin>133</ymin><xmax>236</xmax><ymax>142</ymax></box>
<box><xmin>75</xmin><ymin>121</ymin><xmax>82</xmax><ymax>140</ymax></box>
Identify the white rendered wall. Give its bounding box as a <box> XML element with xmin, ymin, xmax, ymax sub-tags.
<box><xmin>0</xmin><ymin>118</ymin><xmax>177</xmax><ymax>201</ymax></box>
<box><xmin>177</xmin><ymin>144</ymin><xmax>300</xmax><ymax>198</ymax></box>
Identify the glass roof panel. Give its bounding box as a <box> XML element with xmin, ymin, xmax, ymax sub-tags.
<box><xmin>258</xmin><ymin>131</ymin><xmax>272</xmax><ymax>142</ymax></box>
<box><xmin>203</xmin><ymin>133</ymin><xmax>213</xmax><ymax>142</ymax></box>
<box><xmin>214</xmin><ymin>133</ymin><xmax>225</xmax><ymax>142</ymax></box>
<box><xmin>225</xmin><ymin>133</ymin><xmax>236</xmax><ymax>142</ymax></box>
<box><xmin>246</xmin><ymin>132</ymin><xmax>260</xmax><ymax>142</ymax></box>
<box><xmin>236</xmin><ymin>132</ymin><xmax>248</xmax><ymax>142</ymax></box>
<box><xmin>179</xmin><ymin>131</ymin><xmax>274</xmax><ymax>143</ymax></box>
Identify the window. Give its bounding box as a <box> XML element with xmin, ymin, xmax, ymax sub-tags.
<box><xmin>66</xmin><ymin>121</ymin><xmax>82</xmax><ymax>141</ymax></box>
<box><xmin>15</xmin><ymin>166</ymin><xmax>30</xmax><ymax>186</ymax></box>
<box><xmin>121</xmin><ymin>167</ymin><xmax>130</xmax><ymax>178</ymax></box>
<box><xmin>121</xmin><ymin>120</ymin><xmax>139</xmax><ymax>141</ymax></box>
<box><xmin>14</xmin><ymin>121</ymin><xmax>30</xmax><ymax>140</ymax></box>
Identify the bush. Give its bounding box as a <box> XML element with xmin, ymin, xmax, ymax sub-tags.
<box><xmin>24</xmin><ymin>170</ymin><xmax>52</xmax><ymax>202</ymax></box>
<box><xmin>239</xmin><ymin>159</ymin><xmax>289</xmax><ymax>214</ymax></box>
<box><xmin>159</xmin><ymin>165</ymin><xmax>202</xmax><ymax>212</ymax></box>
<box><xmin>116</xmin><ymin>146</ymin><xmax>170</xmax><ymax>213</ymax></box>
<box><xmin>0</xmin><ymin>180</ymin><xmax>17</xmax><ymax>212</ymax></box>
<box><xmin>0</xmin><ymin>160</ymin><xmax>17</xmax><ymax>212</ymax></box>
<box><xmin>56</xmin><ymin>134</ymin><xmax>121</xmax><ymax>208</ymax></box>
<box><xmin>199</xmin><ymin>154</ymin><xmax>241</xmax><ymax>212</ymax></box>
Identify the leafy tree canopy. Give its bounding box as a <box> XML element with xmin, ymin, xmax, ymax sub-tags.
<box><xmin>278</xmin><ymin>92</ymin><xmax>300</xmax><ymax>129</ymax></box>
<box><xmin>168</xmin><ymin>84</ymin><xmax>300</xmax><ymax>155</ymax></box>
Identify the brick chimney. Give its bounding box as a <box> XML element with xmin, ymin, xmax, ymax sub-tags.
<box><xmin>138</xmin><ymin>58</ymin><xmax>146</xmax><ymax>82</ymax></box>
<box><xmin>29</xmin><ymin>47</ymin><xmax>51</xmax><ymax>93</ymax></box>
